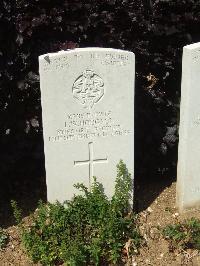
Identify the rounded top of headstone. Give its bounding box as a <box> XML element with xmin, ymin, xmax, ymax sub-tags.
<box><xmin>184</xmin><ymin>42</ymin><xmax>200</xmax><ymax>50</ymax></box>
<box><xmin>39</xmin><ymin>47</ymin><xmax>134</xmax><ymax>61</ymax></box>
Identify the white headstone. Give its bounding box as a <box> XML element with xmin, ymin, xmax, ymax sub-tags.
<box><xmin>39</xmin><ymin>48</ymin><xmax>135</xmax><ymax>203</ymax></box>
<box><xmin>177</xmin><ymin>42</ymin><xmax>200</xmax><ymax>211</ymax></box>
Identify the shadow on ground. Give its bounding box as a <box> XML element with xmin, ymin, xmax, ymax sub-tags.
<box><xmin>134</xmin><ymin>174</ymin><xmax>176</xmax><ymax>213</ymax></box>
<box><xmin>0</xmin><ymin>156</ymin><xmax>46</xmax><ymax>228</ymax></box>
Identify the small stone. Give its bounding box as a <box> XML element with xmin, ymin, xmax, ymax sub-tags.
<box><xmin>143</xmin><ymin>233</ymin><xmax>148</xmax><ymax>241</ymax></box>
<box><xmin>147</xmin><ymin>207</ymin><xmax>153</xmax><ymax>213</ymax></box>
<box><xmin>172</xmin><ymin>212</ymin><xmax>179</xmax><ymax>218</ymax></box>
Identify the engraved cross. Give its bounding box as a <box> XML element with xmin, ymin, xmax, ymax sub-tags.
<box><xmin>74</xmin><ymin>142</ymin><xmax>108</xmax><ymax>185</ymax></box>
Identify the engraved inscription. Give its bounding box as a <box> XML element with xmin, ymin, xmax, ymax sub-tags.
<box><xmin>42</xmin><ymin>55</ymin><xmax>69</xmax><ymax>72</ymax></box>
<box><xmin>192</xmin><ymin>49</ymin><xmax>200</xmax><ymax>61</ymax></box>
<box><xmin>72</xmin><ymin>69</ymin><xmax>104</xmax><ymax>109</ymax></box>
<box><xmin>90</xmin><ymin>52</ymin><xmax>130</xmax><ymax>66</ymax></box>
<box><xmin>74</xmin><ymin>54</ymin><xmax>83</xmax><ymax>59</ymax></box>
<box><xmin>74</xmin><ymin>142</ymin><xmax>108</xmax><ymax>186</ymax></box>
<box><xmin>42</xmin><ymin>52</ymin><xmax>130</xmax><ymax>72</ymax></box>
<box><xmin>48</xmin><ymin>110</ymin><xmax>132</xmax><ymax>142</ymax></box>
<box><xmin>193</xmin><ymin>115</ymin><xmax>200</xmax><ymax>126</ymax></box>
<box><xmin>191</xmin><ymin>187</ymin><xmax>200</xmax><ymax>193</ymax></box>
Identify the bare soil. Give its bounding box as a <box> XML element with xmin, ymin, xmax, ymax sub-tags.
<box><xmin>1</xmin><ymin>180</ymin><xmax>200</xmax><ymax>266</ymax></box>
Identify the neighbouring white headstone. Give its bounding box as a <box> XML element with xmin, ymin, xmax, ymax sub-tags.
<box><xmin>177</xmin><ymin>42</ymin><xmax>200</xmax><ymax>211</ymax></box>
<box><xmin>39</xmin><ymin>48</ymin><xmax>135</xmax><ymax>203</ymax></box>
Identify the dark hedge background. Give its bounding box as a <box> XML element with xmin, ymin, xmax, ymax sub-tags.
<box><xmin>1</xmin><ymin>0</ymin><xmax>200</xmax><ymax>224</ymax></box>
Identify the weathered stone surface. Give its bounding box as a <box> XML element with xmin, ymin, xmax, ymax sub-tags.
<box><xmin>39</xmin><ymin>48</ymin><xmax>135</xmax><ymax>203</ymax></box>
<box><xmin>177</xmin><ymin>42</ymin><xmax>200</xmax><ymax>211</ymax></box>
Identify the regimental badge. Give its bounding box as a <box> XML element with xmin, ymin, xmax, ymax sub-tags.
<box><xmin>72</xmin><ymin>69</ymin><xmax>105</xmax><ymax>109</ymax></box>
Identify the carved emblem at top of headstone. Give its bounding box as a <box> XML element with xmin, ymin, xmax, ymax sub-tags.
<box><xmin>72</xmin><ymin>69</ymin><xmax>104</xmax><ymax>109</ymax></box>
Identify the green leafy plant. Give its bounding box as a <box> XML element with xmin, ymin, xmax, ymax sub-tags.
<box><xmin>0</xmin><ymin>228</ymin><xmax>8</xmax><ymax>250</ymax></box>
<box><xmin>12</xmin><ymin>160</ymin><xmax>141</xmax><ymax>265</ymax></box>
<box><xmin>163</xmin><ymin>218</ymin><xmax>200</xmax><ymax>250</ymax></box>
<box><xmin>11</xmin><ymin>200</ymin><xmax>22</xmax><ymax>225</ymax></box>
